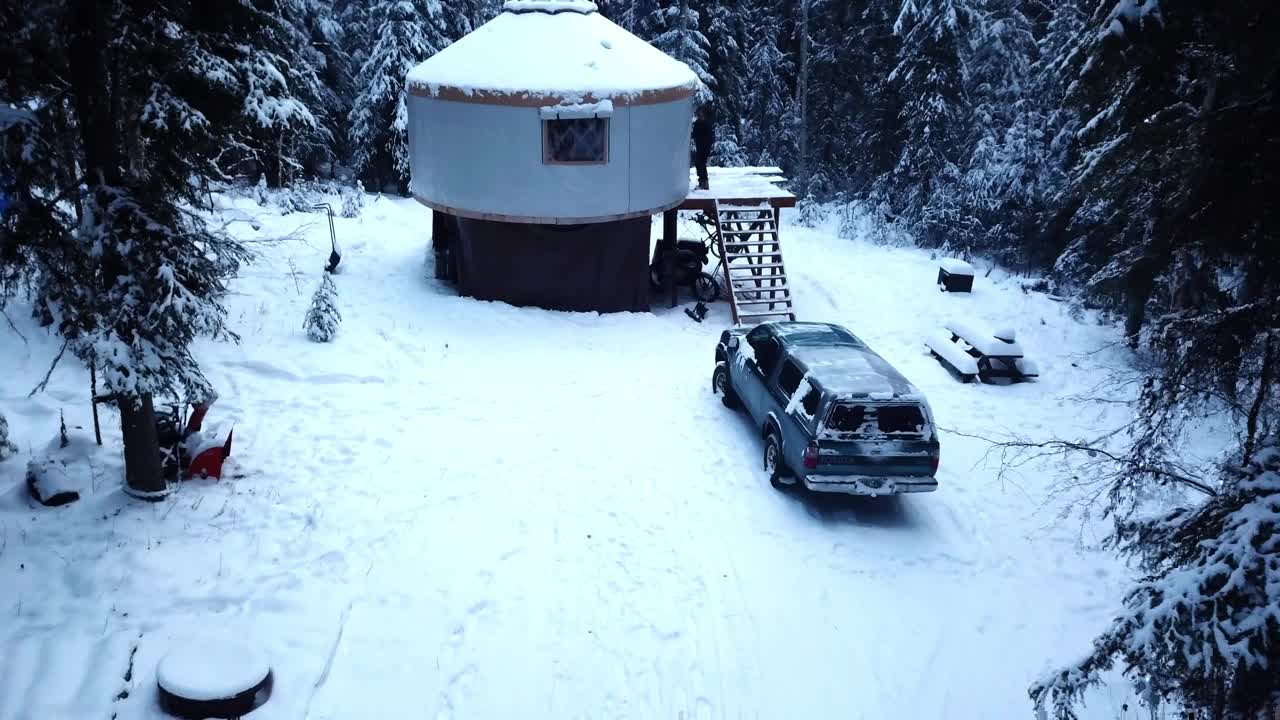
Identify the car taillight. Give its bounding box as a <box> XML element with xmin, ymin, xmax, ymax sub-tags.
<box><xmin>803</xmin><ymin>443</ymin><xmax>819</xmax><ymax>469</ymax></box>
<box><xmin>932</xmin><ymin>453</ymin><xmax>940</xmax><ymax>473</ymax></box>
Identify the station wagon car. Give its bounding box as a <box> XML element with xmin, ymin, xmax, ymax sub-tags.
<box><xmin>713</xmin><ymin>322</ymin><xmax>940</xmax><ymax>495</ymax></box>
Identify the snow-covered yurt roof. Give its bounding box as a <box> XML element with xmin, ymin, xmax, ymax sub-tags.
<box><xmin>406</xmin><ymin>0</ymin><xmax>699</xmax><ymax>106</ymax></box>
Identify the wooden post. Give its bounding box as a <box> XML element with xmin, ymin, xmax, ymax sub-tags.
<box><xmin>663</xmin><ymin>209</ymin><xmax>678</xmax><ymax>308</ymax></box>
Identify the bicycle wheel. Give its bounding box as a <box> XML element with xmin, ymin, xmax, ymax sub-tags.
<box><xmin>693</xmin><ymin>272</ymin><xmax>721</xmax><ymax>303</ymax></box>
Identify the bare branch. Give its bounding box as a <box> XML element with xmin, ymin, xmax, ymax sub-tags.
<box><xmin>939</xmin><ymin>424</ymin><xmax>1218</xmax><ymax>497</ymax></box>
<box><xmin>28</xmin><ymin>340</ymin><xmax>69</xmax><ymax>397</ymax></box>
<box><xmin>1</xmin><ymin>309</ymin><xmax>27</xmax><ymax>345</ymax></box>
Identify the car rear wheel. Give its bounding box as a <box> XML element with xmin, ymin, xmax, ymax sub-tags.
<box><xmin>713</xmin><ymin>363</ymin><xmax>740</xmax><ymax>410</ymax></box>
<box><xmin>765</xmin><ymin>431</ymin><xmax>794</xmax><ymax>490</ymax></box>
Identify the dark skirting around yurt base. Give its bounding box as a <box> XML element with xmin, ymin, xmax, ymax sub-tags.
<box><xmin>436</xmin><ymin>214</ymin><xmax>651</xmax><ymax>313</ymax></box>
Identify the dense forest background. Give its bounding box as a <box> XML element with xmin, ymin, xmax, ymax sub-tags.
<box><xmin>2</xmin><ymin>0</ymin><xmax>1277</xmax><ymax>716</ymax></box>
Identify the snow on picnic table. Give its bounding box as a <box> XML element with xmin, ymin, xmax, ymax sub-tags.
<box><xmin>0</xmin><ymin>193</ymin><xmax>1138</xmax><ymax>719</ymax></box>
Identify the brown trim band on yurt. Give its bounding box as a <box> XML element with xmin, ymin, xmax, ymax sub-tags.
<box><xmin>406</xmin><ymin>83</ymin><xmax>696</xmax><ymax>108</ymax></box>
<box><xmin>414</xmin><ymin>194</ymin><xmax>683</xmax><ymax>225</ymax></box>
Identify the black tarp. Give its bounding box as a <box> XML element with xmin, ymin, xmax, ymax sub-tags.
<box><xmin>444</xmin><ymin>215</ymin><xmax>651</xmax><ymax>313</ymax></box>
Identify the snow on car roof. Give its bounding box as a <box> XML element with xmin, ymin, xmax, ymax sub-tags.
<box><xmin>788</xmin><ymin>345</ymin><xmax>920</xmax><ymax>400</ymax></box>
<box><xmin>406</xmin><ymin>6</ymin><xmax>699</xmax><ymax>102</ymax></box>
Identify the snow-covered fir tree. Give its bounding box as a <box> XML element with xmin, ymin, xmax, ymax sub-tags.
<box><xmin>814</xmin><ymin>0</ymin><xmax>903</xmax><ymax>195</ymax></box>
<box><xmin>885</xmin><ymin>0</ymin><xmax>972</xmax><ymax>245</ymax></box>
<box><xmin>739</xmin><ymin>0</ymin><xmax>792</xmax><ymax>166</ymax></box>
<box><xmin>955</xmin><ymin>0</ymin><xmax>1046</xmax><ymax>268</ymax></box>
<box><xmin>180</xmin><ymin>0</ymin><xmax>338</xmax><ymax>186</ymax></box>
<box><xmin>646</xmin><ymin>0</ymin><xmax>715</xmax><ymax>103</ymax></box>
<box><xmin>0</xmin><ymin>411</ymin><xmax>16</xmax><ymax>461</ymax></box>
<box><xmin>348</xmin><ymin>0</ymin><xmax>466</xmax><ymax>193</ymax></box>
<box><xmin>3</xmin><ymin>0</ymin><xmax>251</xmax><ymax>497</ymax></box>
<box><xmin>340</xmin><ymin>181</ymin><xmax>365</xmax><ymax>218</ymax></box>
<box><xmin>294</xmin><ymin>0</ymin><xmax>356</xmax><ymax>176</ymax></box>
<box><xmin>604</xmin><ymin>0</ymin><xmax>660</xmax><ymax>36</ymax></box>
<box><xmin>701</xmin><ymin>0</ymin><xmax>748</xmax><ymax>165</ymax></box>
<box><xmin>1033</xmin><ymin>427</ymin><xmax>1280</xmax><ymax>719</ymax></box>
<box><xmin>304</xmin><ymin>272</ymin><xmax>342</xmax><ymax>343</ymax></box>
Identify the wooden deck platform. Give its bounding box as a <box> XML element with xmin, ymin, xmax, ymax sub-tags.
<box><xmin>660</xmin><ymin>167</ymin><xmax>796</xmax><ymax>308</ymax></box>
<box><xmin>677</xmin><ymin>166</ymin><xmax>796</xmax><ymax>211</ymax></box>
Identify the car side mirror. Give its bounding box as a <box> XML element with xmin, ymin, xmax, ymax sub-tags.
<box><xmin>727</xmin><ymin>336</ymin><xmax>739</xmax><ymax>349</ymax></box>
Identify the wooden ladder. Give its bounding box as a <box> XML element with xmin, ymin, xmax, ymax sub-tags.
<box><xmin>714</xmin><ymin>200</ymin><xmax>796</xmax><ymax>326</ymax></box>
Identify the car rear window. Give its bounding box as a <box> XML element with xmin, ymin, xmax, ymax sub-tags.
<box><xmin>827</xmin><ymin>404</ymin><xmax>866</xmax><ymax>433</ymax></box>
<box><xmin>876</xmin><ymin>405</ymin><xmax>926</xmax><ymax>434</ymax></box>
<box><xmin>825</xmin><ymin>404</ymin><xmax>926</xmax><ymax>436</ymax></box>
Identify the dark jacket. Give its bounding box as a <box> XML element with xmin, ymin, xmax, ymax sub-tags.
<box><xmin>692</xmin><ymin>111</ymin><xmax>714</xmax><ymax>159</ymax></box>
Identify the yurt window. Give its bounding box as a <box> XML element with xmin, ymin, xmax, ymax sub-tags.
<box><xmin>543</xmin><ymin>117</ymin><xmax>609</xmax><ymax>164</ymax></box>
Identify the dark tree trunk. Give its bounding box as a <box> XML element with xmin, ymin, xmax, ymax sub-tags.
<box><xmin>1123</xmin><ymin>255</ymin><xmax>1156</xmax><ymax>348</ymax></box>
<box><xmin>119</xmin><ymin>395</ymin><xmax>167</xmax><ymax>499</ymax></box>
<box><xmin>1123</xmin><ymin>269</ymin><xmax>1152</xmax><ymax>349</ymax></box>
<box><xmin>1242</xmin><ymin>332</ymin><xmax>1275</xmax><ymax>464</ymax></box>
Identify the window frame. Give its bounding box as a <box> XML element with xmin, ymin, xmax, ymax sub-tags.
<box><xmin>777</xmin><ymin>360</ymin><xmax>804</xmax><ymax>399</ymax></box>
<box><xmin>541</xmin><ymin>116</ymin><xmax>610</xmax><ymax>166</ymax></box>
<box><xmin>799</xmin><ymin>387</ymin><xmax>821</xmax><ymax>418</ymax></box>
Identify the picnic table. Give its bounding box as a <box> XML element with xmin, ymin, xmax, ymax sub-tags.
<box><xmin>925</xmin><ymin>321</ymin><xmax>1039</xmax><ymax>383</ymax></box>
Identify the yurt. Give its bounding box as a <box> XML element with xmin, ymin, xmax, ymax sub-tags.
<box><xmin>405</xmin><ymin>0</ymin><xmax>699</xmax><ymax>313</ymax></box>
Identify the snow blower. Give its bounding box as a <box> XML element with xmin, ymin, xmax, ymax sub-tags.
<box><xmin>313</xmin><ymin>203</ymin><xmax>342</xmax><ymax>273</ymax></box>
<box><xmin>155</xmin><ymin>396</ymin><xmax>235</xmax><ymax>481</ymax></box>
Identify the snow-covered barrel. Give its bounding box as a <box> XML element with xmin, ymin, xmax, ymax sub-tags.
<box><xmin>405</xmin><ymin>0</ymin><xmax>698</xmax><ymax>224</ymax></box>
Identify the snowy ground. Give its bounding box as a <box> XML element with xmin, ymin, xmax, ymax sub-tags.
<box><xmin>0</xmin><ymin>193</ymin><xmax>1141</xmax><ymax>719</ymax></box>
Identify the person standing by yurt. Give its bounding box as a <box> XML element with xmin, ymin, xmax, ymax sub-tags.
<box><xmin>692</xmin><ymin>104</ymin><xmax>714</xmax><ymax>190</ymax></box>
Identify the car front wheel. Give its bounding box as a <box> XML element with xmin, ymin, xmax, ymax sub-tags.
<box><xmin>765</xmin><ymin>431</ymin><xmax>794</xmax><ymax>490</ymax></box>
<box><xmin>713</xmin><ymin>363</ymin><xmax>739</xmax><ymax>410</ymax></box>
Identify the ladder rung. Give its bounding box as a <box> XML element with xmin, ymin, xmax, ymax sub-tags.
<box><xmin>738</xmin><ymin>312</ymin><xmax>795</xmax><ymax>320</ymax></box>
<box><xmin>729</xmin><ymin>262</ymin><xmax>786</xmax><ymax>270</ymax></box>
<box><xmin>722</xmin><ymin>230</ymin><xmax>777</xmax><ymax>237</ymax></box>
<box><xmin>727</xmin><ymin>239</ymin><xmax>783</xmax><ymax>248</ymax></box>
<box><xmin>725</xmin><ymin>253</ymin><xmax>782</xmax><ymax>261</ymax></box>
<box><xmin>734</xmin><ymin>284</ymin><xmax>790</xmax><ymax>295</ymax></box>
<box><xmin>737</xmin><ymin>299</ymin><xmax>793</xmax><ymax>308</ymax></box>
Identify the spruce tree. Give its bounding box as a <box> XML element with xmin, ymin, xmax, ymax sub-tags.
<box><xmin>885</xmin><ymin>0</ymin><xmax>973</xmax><ymax>245</ymax></box>
<box><xmin>0</xmin><ymin>411</ymin><xmax>16</xmax><ymax>461</ymax></box>
<box><xmin>739</xmin><ymin>0</ymin><xmax>792</xmax><ymax>166</ymax></box>
<box><xmin>647</xmin><ymin>0</ymin><xmax>715</xmax><ymax>103</ymax></box>
<box><xmin>3</xmin><ymin>0</ymin><xmax>250</xmax><ymax>498</ymax></box>
<box><xmin>823</xmin><ymin>0</ymin><xmax>903</xmax><ymax>196</ymax></box>
<box><xmin>1027</xmin><ymin>3</ymin><xmax>1280</xmax><ymax>715</ymax></box>
<box><xmin>172</xmin><ymin>0</ymin><xmax>337</xmax><ymax>186</ymax></box>
<box><xmin>348</xmin><ymin>0</ymin><xmax>462</xmax><ymax>193</ymax></box>
<box><xmin>1033</xmin><ymin>428</ymin><xmax>1280</xmax><ymax>719</ymax></box>
<box><xmin>294</xmin><ymin>0</ymin><xmax>356</xmax><ymax>176</ymax></box>
<box><xmin>304</xmin><ymin>272</ymin><xmax>341</xmax><ymax>343</ymax></box>
<box><xmin>701</xmin><ymin>0</ymin><xmax>748</xmax><ymax>165</ymax></box>
<box><xmin>957</xmin><ymin>0</ymin><xmax>1046</xmax><ymax>267</ymax></box>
